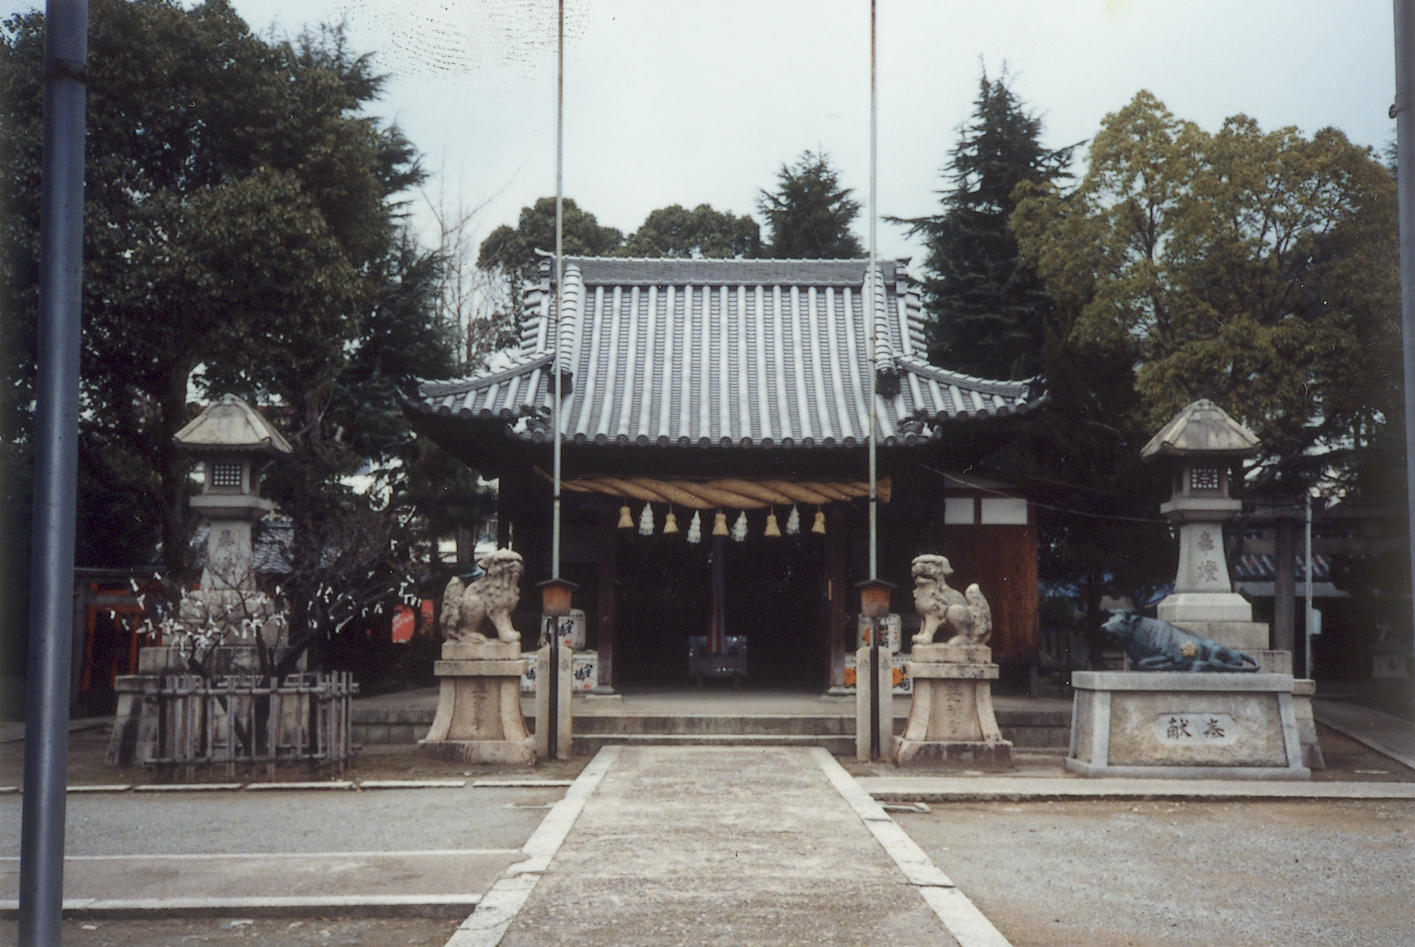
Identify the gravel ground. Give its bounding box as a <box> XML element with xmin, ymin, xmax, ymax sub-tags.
<box><xmin>900</xmin><ymin>798</ymin><xmax>1415</xmax><ymax>947</ymax></box>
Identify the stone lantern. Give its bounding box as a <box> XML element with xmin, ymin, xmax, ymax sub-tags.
<box><xmin>173</xmin><ymin>394</ymin><xmax>293</xmax><ymax>593</ymax></box>
<box><xmin>107</xmin><ymin>395</ymin><xmax>293</xmax><ymax>765</ymax></box>
<box><xmin>1141</xmin><ymin>399</ymin><xmax>1268</xmax><ymax>654</ymax></box>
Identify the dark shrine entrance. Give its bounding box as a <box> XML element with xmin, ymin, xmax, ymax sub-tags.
<box><xmin>614</xmin><ymin>520</ymin><xmax>828</xmax><ymax>689</ymax></box>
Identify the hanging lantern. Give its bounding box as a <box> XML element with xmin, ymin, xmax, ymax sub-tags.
<box><xmin>856</xmin><ymin>578</ymin><xmax>895</xmax><ymax>620</ymax></box>
<box><xmin>731</xmin><ymin>511</ymin><xmax>748</xmax><ymax>542</ymax></box>
<box><xmin>687</xmin><ymin>510</ymin><xmax>703</xmax><ymax>544</ymax></box>
<box><xmin>663</xmin><ymin>509</ymin><xmax>679</xmax><ymax>534</ymax></box>
<box><xmin>764</xmin><ymin>508</ymin><xmax>782</xmax><ymax>537</ymax></box>
<box><xmin>786</xmin><ymin>505</ymin><xmax>801</xmax><ymax>535</ymax></box>
<box><xmin>712</xmin><ymin>511</ymin><xmax>729</xmax><ymax>537</ymax></box>
<box><xmin>638</xmin><ymin>503</ymin><xmax>655</xmax><ymax>536</ymax></box>
<box><xmin>812</xmin><ymin>509</ymin><xmax>827</xmax><ymax>534</ymax></box>
<box><xmin>538</xmin><ymin>577</ymin><xmax>578</xmax><ymax>619</ymax></box>
<box><xmin>618</xmin><ymin>505</ymin><xmax>634</xmax><ymax>529</ymax></box>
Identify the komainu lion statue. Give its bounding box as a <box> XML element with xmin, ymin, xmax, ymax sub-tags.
<box><xmin>911</xmin><ymin>554</ymin><xmax>992</xmax><ymax>646</ymax></box>
<box><xmin>440</xmin><ymin>549</ymin><xmax>523</xmax><ymax>644</ymax></box>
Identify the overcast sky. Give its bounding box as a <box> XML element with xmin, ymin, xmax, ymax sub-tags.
<box><xmin>7</xmin><ymin>0</ymin><xmax>1401</xmax><ymax>264</ymax></box>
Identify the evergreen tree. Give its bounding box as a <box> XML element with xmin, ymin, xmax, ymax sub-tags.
<box><xmin>757</xmin><ymin>151</ymin><xmax>863</xmax><ymax>258</ymax></box>
<box><xmin>894</xmin><ymin>72</ymin><xmax>1074</xmax><ymax>378</ymax></box>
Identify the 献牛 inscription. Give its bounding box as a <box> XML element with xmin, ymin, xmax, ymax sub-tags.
<box><xmin>1155</xmin><ymin>713</ymin><xmax>1237</xmax><ymax>746</ymax></box>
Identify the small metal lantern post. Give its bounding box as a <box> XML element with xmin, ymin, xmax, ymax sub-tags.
<box><xmin>857</xmin><ymin>579</ymin><xmax>895</xmax><ymax>760</ymax></box>
<box><xmin>538</xmin><ymin>578</ymin><xmax>577</xmax><ymax>759</ymax></box>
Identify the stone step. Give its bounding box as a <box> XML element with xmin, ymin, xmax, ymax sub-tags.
<box><xmin>571</xmin><ymin>732</ymin><xmax>859</xmax><ymax>756</ymax></box>
<box><xmin>571</xmin><ymin>714</ymin><xmax>856</xmax><ymax>736</ymax></box>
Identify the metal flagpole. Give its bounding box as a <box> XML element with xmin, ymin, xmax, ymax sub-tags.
<box><xmin>552</xmin><ymin>0</ymin><xmax>564</xmax><ymax>584</ymax></box>
<box><xmin>1393</xmin><ymin>0</ymin><xmax>1415</xmax><ymax>708</ymax></box>
<box><xmin>20</xmin><ymin>2</ymin><xmax>88</xmax><ymax>943</ymax></box>
<box><xmin>546</xmin><ymin>0</ymin><xmax>565</xmax><ymax>759</ymax></box>
<box><xmin>867</xmin><ymin>0</ymin><xmax>878</xmax><ymax>583</ymax></box>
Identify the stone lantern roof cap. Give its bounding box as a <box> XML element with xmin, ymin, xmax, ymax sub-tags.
<box><xmin>173</xmin><ymin>394</ymin><xmax>293</xmax><ymax>456</ymax></box>
<box><xmin>1140</xmin><ymin>399</ymin><xmax>1260</xmax><ymax>461</ymax></box>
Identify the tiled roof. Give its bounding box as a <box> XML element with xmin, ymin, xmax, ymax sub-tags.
<box><xmin>408</xmin><ymin>257</ymin><xmax>1043</xmax><ymax>449</ymax></box>
<box><xmin>1232</xmin><ymin>553</ymin><xmax>1333</xmax><ymax>584</ymax></box>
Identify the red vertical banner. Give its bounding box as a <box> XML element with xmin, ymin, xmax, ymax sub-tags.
<box><xmin>420</xmin><ymin>598</ymin><xmax>436</xmax><ymax>636</ymax></box>
<box><xmin>392</xmin><ymin>604</ymin><xmax>416</xmax><ymax>644</ymax></box>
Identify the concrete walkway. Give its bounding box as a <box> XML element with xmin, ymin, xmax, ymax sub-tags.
<box><xmin>449</xmin><ymin>746</ymin><xmax>1008</xmax><ymax>947</ymax></box>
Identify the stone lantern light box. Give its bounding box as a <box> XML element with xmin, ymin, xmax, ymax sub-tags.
<box><xmin>173</xmin><ymin>394</ymin><xmax>292</xmax><ymax>592</ymax></box>
<box><xmin>1140</xmin><ymin>399</ymin><xmax>1267</xmax><ymax>651</ymax></box>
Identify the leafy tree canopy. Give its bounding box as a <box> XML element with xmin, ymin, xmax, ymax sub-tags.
<box><xmin>1012</xmin><ymin>91</ymin><xmax>1400</xmax><ymax>490</ymax></box>
<box><xmin>2</xmin><ymin>0</ymin><xmax>453</xmax><ymax>575</ymax></box>
<box><xmin>891</xmin><ymin>70</ymin><xmax>1075</xmax><ymax>379</ymax></box>
<box><xmin>476</xmin><ymin>196</ymin><xmax>624</xmax><ymax>294</ymax></box>
<box><xmin>620</xmin><ymin>203</ymin><xmax>761</xmax><ymax>259</ymax></box>
<box><xmin>757</xmin><ymin>150</ymin><xmax>864</xmax><ymax>259</ymax></box>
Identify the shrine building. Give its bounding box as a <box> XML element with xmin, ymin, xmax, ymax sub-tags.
<box><xmin>403</xmin><ymin>256</ymin><xmax>1044</xmax><ymax>692</ymax></box>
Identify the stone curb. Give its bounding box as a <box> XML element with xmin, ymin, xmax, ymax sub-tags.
<box><xmin>813</xmin><ymin>749</ymin><xmax>1013</xmax><ymax>947</ymax></box>
<box><xmin>445</xmin><ymin>746</ymin><xmax>621</xmax><ymax>947</ymax></box>
<box><xmin>857</xmin><ymin>776</ymin><xmax>1415</xmax><ymax>802</ymax></box>
<box><xmin>1</xmin><ymin>780</ymin><xmax>484</xmax><ymax>794</ymax></box>
<box><xmin>0</xmin><ymin>895</ymin><xmax>478</xmax><ymax>920</ymax></box>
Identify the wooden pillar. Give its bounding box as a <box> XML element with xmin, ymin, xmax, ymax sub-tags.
<box><xmin>827</xmin><ymin>505</ymin><xmax>848</xmax><ymax>689</ymax></box>
<box><xmin>1273</xmin><ymin>515</ymin><xmax>1296</xmax><ymax>653</ymax></box>
<box><xmin>597</xmin><ymin>506</ymin><xmax>617</xmax><ymax>691</ymax></box>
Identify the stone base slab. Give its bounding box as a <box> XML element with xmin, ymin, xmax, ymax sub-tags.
<box><xmin>416</xmin><ymin>738</ymin><xmax>535</xmax><ymax>765</ymax></box>
<box><xmin>1067</xmin><ymin>671</ymin><xmax>1309</xmax><ymax>780</ymax></box>
<box><xmin>892</xmin><ymin>737</ymin><xmax>1012</xmax><ymax>766</ymax></box>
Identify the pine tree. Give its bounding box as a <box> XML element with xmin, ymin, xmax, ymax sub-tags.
<box><xmin>757</xmin><ymin>151</ymin><xmax>863</xmax><ymax>259</ymax></box>
<box><xmin>895</xmin><ymin>72</ymin><xmax>1074</xmax><ymax>379</ymax></box>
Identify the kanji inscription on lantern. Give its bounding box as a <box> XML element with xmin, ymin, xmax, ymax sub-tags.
<box><xmin>1198</xmin><ymin>560</ymin><xmax>1220</xmax><ymax>582</ymax></box>
<box><xmin>1155</xmin><ymin>713</ymin><xmax>1237</xmax><ymax>746</ymax></box>
<box><xmin>1197</xmin><ymin>530</ymin><xmax>1215</xmax><ymax>551</ymax></box>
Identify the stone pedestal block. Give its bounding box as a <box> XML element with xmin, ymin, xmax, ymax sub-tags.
<box><xmin>535</xmin><ymin>644</ymin><xmax>573</xmax><ymax>760</ymax></box>
<box><xmin>1157</xmin><ymin>592</ymin><xmax>1256</xmax><ymax>625</ymax></box>
<box><xmin>892</xmin><ymin>642</ymin><xmax>1012</xmax><ymax>766</ymax></box>
<box><xmin>419</xmin><ymin>640</ymin><xmax>533</xmax><ymax>765</ymax></box>
<box><xmin>1292</xmin><ymin>678</ymin><xmax>1325</xmax><ymax>770</ymax></box>
<box><xmin>854</xmin><ymin>646</ymin><xmax>893</xmax><ymax>761</ymax></box>
<box><xmin>1066</xmin><ymin>671</ymin><xmax>1309</xmax><ymax>779</ymax></box>
<box><xmin>1167</xmin><ymin>617</ymin><xmax>1270</xmax><ymax>652</ymax></box>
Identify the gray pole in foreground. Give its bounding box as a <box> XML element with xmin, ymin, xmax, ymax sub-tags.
<box><xmin>551</xmin><ymin>0</ymin><xmax>563</xmax><ymax>583</ymax></box>
<box><xmin>1395</xmin><ymin>0</ymin><xmax>1415</xmax><ymax>711</ymax></box>
<box><xmin>20</xmin><ymin>1</ymin><xmax>88</xmax><ymax>944</ymax></box>
<box><xmin>866</xmin><ymin>0</ymin><xmax>878</xmax><ymax>582</ymax></box>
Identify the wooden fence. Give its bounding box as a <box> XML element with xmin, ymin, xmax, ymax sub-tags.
<box><xmin>150</xmin><ymin>672</ymin><xmax>357</xmax><ymax>779</ymax></box>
